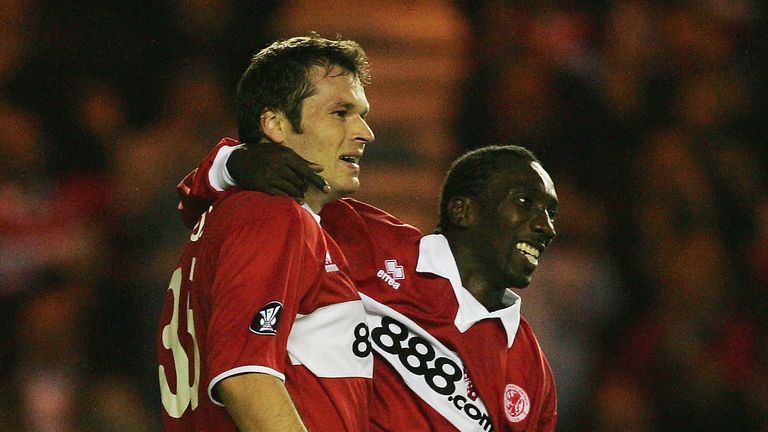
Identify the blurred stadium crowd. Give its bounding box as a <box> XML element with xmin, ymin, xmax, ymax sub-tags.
<box><xmin>0</xmin><ymin>1</ymin><xmax>766</xmax><ymax>431</ymax></box>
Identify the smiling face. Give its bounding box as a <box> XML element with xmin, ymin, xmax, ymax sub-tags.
<box><xmin>279</xmin><ymin>65</ymin><xmax>374</xmax><ymax>203</ymax></box>
<box><xmin>470</xmin><ymin>159</ymin><xmax>558</xmax><ymax>288</ymax></box>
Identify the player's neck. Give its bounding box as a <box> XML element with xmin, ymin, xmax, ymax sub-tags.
<box><xmin>459</xmin><ymin>269</ymin><xmax>507</xmax><ymax>312</ymax></box>
<box><xmin>303</xmin><ymin>188</ymin><xmax>329</xmax><ymax>213</ymax></box>
<box><xmin>445</xmin><ymin>234</ymin><xmax>506</xmax><ymax>311</ymax></box>
<box><xmin>465</xmin><ymin>279</ymin><xmax>507</xmax><ymax>311</ymax></box>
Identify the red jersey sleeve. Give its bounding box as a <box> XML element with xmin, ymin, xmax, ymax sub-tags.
<box><xmin>177</xmin><ymin>138</ymin><xmax>242</xmax><ymax>229</ymax></box>
<box><xmin>536</xmin><ymin>351</ymin><xmax>558</xmax><ymax>431</ymax></box>
<box><xmin>202</xmin><ymin>192</ymin><xmax>324</xmax><ymax>402</ymax></box>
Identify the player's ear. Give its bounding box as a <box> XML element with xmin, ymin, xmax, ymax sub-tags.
<box><xmin>447</xmin><ymin>197</ymin><xmax>478</xmax><ymax>228</ymax></box>
<box><xmin>260</xmin><ymin>109</ymin><xmax>289</xmax><ymax>143</ymax></box>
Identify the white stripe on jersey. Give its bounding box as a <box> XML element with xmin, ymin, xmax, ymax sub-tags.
<box><xmin>288</xmin><ymin>300</ymin><xmax>373</xmax><ymax>378</ymax></box>
<box><xmin>360</xmin><ymin>293</ymin><xmax>494</xmax><ymax>432</ymax></box>
<box><xmin>208</xmin><ymin>365</ymin><xmax>285</xmax><ymax>406</ymax></box>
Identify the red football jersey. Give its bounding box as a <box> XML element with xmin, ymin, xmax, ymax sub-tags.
<box><xmin>176</xmin><ymin>139</ymin><xmax>558</xmax><ymax>431</ymax></box>
<box><xmin>322</xmin><ymin>199</ymin><xmax>558</xmax><ymax>432</ymax></box>
<box><xmin>157</xmin><ymin>191</ymin><xmax>372</xmax><ymax>431</ymax></box>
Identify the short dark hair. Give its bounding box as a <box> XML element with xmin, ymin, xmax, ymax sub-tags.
<box><xmin>236</xmin><ymin>34</ymin><xmax>370</xmax><ymax>142</ymax></box>
<box><xmin>436</xmin><ymin>145</ymin><xmax>540</xmax><ymax>232</ymax></box>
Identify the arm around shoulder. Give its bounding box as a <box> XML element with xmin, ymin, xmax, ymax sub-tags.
<box><xmin>177</xmin><ymin>138</ymin><xmax>243</xmax><ymax>229</ymax></box>
<box><xmin>218</xmin><ymin>373</ymin><xmax>308</xmax><ymax>432</ymax></box>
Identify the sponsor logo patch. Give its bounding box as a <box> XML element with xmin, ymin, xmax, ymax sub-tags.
<box><xmin>250</xmin><ymin>301</ymin><xmax>283</xmax><ymax>335</ymax></box>
<box><xmin>377</xmin><ymin>259</ymin><xmax>404</xmax><ymax>289</ymax></box>
<box><xmin>371</xmin><ymin>315</ymin><xmax>493</xmax><ymax>431</ymax></box>
<box><xmin>385</xmin><ymin>259</ymin><xmax>404</xmax><ymax>279</ymax></box>
<box><xmin>503</xmin><ymin>384</ymin><xmax>530</xmax><ymax>423</ymax></box>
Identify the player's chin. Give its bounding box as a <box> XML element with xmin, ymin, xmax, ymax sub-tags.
<box><xmin>507</xmin><ymin>271</ymin><xmax>532</xmax><ymax>289</ymax></box>
<box><xmin>340</xmin><ymin>176</ymin><xmax>360</xmax><ymax>195</ymax></box>
<box><xmin>334</xmin><ymin>178</ymin><xmax>360</xmax><ymax>197</ymax></box>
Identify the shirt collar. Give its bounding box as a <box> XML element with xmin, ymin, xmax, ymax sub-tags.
<box><xmin>415</xmin><ymin>234</ymin><xmax>521</xmax><ymax>348</ymax></box>
<box><xmin>301</xmin><ymin>203</ymin><xmax>322</xmax><ymax>225</ymax></box>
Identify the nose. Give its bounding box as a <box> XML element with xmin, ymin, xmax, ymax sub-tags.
<box><xmin>353</xmin><ymin>116</ymin><xmax>375</xmax><ymax>144</ymax></box>
<box><xmin>530</xmin><ymin>209</ymin><xmax>556</xmax><ymax>242</ymax></box>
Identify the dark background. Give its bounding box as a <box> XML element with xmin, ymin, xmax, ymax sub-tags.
<box><xmin>0</xmin><ymin>1</ymin><xmax>766</xmax><ymax>430</ymax></box>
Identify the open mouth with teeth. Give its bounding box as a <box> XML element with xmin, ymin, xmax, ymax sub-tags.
<box><xmin>339</xmin><ymin>155</ymin><xmax>360</xmax><ymax>164</ymax></box>
<box><xmin>515</xmin><ymin>242</ymin><xmax>540</xmax><ymax>266</ymax></box>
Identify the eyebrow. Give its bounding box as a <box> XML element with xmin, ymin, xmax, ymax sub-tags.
<box><xmin>506</xmin><ymin>185</ymin><xmax>559</xmax><ymax>202</ymax></box>
<box><xmin>331</xmin><ymin>101</ymin><xmax>370</xmax><ymax>119</ymax></box>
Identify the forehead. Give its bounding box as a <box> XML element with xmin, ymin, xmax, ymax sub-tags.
<box><xmin>305</xmin><ymin>65</ymin><xmax>368</xmax><ymax>107</ymax></box>
<box><xmin>530</xmin><ymin>161</ymin><xmax>556</xmax><ymax>197</ymax></box>
<box><xmin>494</xmin><ymin>160</ymin><xmax>557</xmax><ymax>199</ymax></box>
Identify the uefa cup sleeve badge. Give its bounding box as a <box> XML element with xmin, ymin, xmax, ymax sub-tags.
<box><xmin>503</xmin><ymin>383</ymin><xmax>530</xmax><ymax>423</ymax></box>
<box><xmin>250</xmin><ymin>301</ymin><xmax>284</xmax><ymax>335</ymax></box>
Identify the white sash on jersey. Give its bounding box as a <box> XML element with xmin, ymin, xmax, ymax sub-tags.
<box><xmin>288</xmin><ymin>300</ymin><xmax>373</xmax><ymax>378</ymax></box>
<box><xmin>360</xmin><ymin>293</ymin><xmax>494</xmax><ymax>432</ymax></box>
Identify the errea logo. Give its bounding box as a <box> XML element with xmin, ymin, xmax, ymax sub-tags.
<box><xmin>377</xmin><ymin>259</ymin><xmax>404</xmax><ymax>289</ymax></box>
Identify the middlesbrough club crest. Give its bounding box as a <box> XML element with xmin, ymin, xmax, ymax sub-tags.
<box><xmin>503</xmin><ymin>383</ymin><xmax>530</xmax><ymax>423</ymax></box>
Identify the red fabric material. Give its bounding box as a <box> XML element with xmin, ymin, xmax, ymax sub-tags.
<box><xmin>158</xmin><ymin>192</ymin><xmax>370</xmax><ymax>431</ymax></box>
